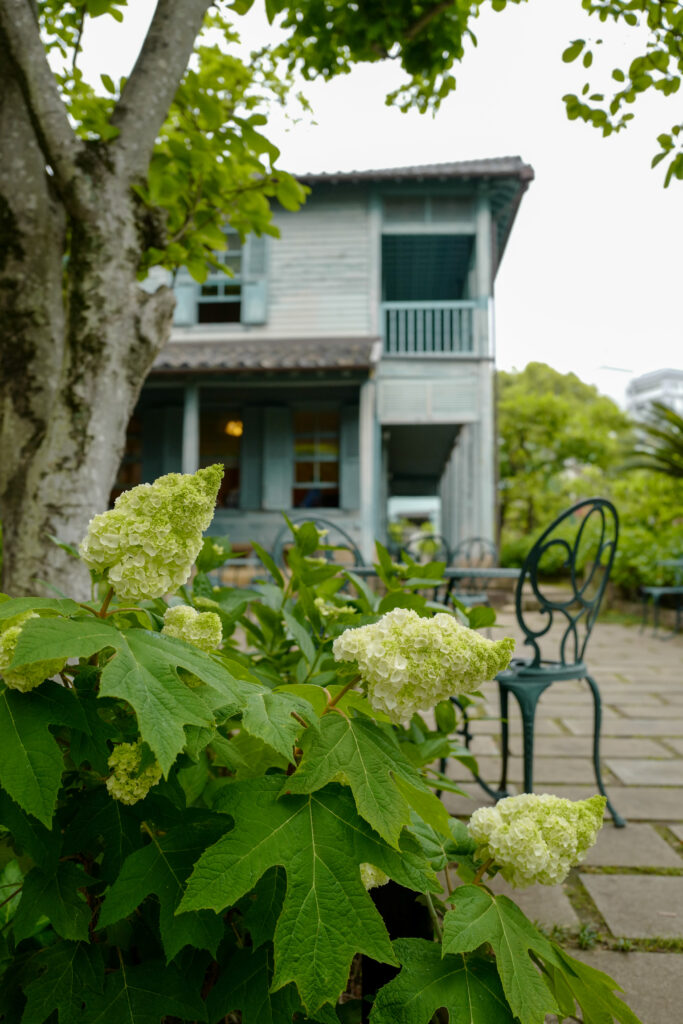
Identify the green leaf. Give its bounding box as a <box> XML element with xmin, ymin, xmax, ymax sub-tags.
<box><xmin>83</xmin><ymin>961</ymin><xmax>207</xmax><ymax>1024</ymax></box>
<box><xmin>98</xmin><ymin>817</ymin><xmax>226</xmax><ymax>961</ymax></box>
<box><xmin>207</xmin><ymin>945</ymin><xmax>309</xmax><ymax>1024</ymax></box>
<box><xmin>442</xmin><ymin>885</ymin><xmax>559</xmax><ymax>1022</ymax></box>
<box><xmin>282</xmin><ymin>609</ymin><xmax>317</xmax><ymax>665</ymax></box>
<box><xmin>13</xmin><ymin>862</ymin><xmax>94</xmax><ymax>943</ymax></box>
<box><xmin>466</xmin><ymin>605</ymin><xmax>496</xmax><ymax>629</ymax></box>
<box><xmin>61</xmin><ymin>787</ymin><xmax>143</xmax><ymax>883</ymax></box>
<box><xmin>0</xmin><ymin>681</ymin><xmax>84</xmax><ymax>826</ymax></box>
<box><xmin>0</xmin><ymin>597</ymin><xmax>80</xmax><ymax>624</ymax></box>
<box><xmin>377</xmin><ymin>591</ymin><xmax>427</xmax><ymax>614</ymax></box>
<box><xmin>0</xmin><ymin>859</ymin><xmax>23</xmax><ymax>927</ymax></box>
<box><xmin>0</xmin><ymin>790</ymin><xmax>60</xmax><ymax>869</ymax></box>
<box><xmin>100</xmin><ymin>73</ymin><xmax>116</xmax><ymax>94</ymax></box>
<box><xmin>370</xmin><ymin>938</ymin><xmax>515</xmax><ymax>1023</ymax></box>
<box><xmin>180</xmin><ymin>778</ymin><xmax>439</xmax><ymax>1011</ymax></box>
<box><xmin>241</xmin><ymin>686</ymin><xmax>318</xmax><ymax>760</ymax></box>
<box><xmin>239</xmin><ymin>867</ymin><xmax>286</xmax><ymax>949</ymax></box>
<box><xmin>407</xmin><ymin>815</ymin><xmax>476</xmax><ymax>872</ymax></box>
<box><xmin>286</xmin><ymin>714</ymin><xmax>451</xmax><ymax>846</ymax></box>
<box><xmin>544</xmin><ymin>943</ymin><xmax>642</xmax><ymax>1024</ymax></box>
<box><xmin>21</xmin><ymin>940</ymin><xmax>104</xmax><ymax>1024</ymax></box>
<box><xmin>562</xmin><ymin>39</ymin><xmax>585</xmax><ymax>63</ymax></box>
<box><xmin>251</xmin><ymin>541</ymin><xmax>284</xmax><ymax>587</ymax></box>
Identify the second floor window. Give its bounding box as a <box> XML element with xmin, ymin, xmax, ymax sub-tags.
<box><xmin>197</xmin><ymin>234</ymin><xmax>243</xmax><ymax>324</ymax></box>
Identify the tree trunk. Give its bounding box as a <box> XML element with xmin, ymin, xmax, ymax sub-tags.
<box><xmin>0</xmin><ymin>96</ymin><xmax>174</xmax><ymax>599</ymax></box>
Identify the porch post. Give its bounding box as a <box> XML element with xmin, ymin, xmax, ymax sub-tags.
<box><xmin>182</xmin><ymin>383</ymin><xmax>200</xmax><ymax>475</ymax></box>
<box><xmin>359</xmin><ymin>377</ymin><xmax>378</xmax><ymax>561</ymax></box>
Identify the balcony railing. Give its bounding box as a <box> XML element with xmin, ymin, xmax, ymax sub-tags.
<box><xmin>382</xmin><ymin>300</ymin><xmax>476</xmax><ymax>356</ymax></box>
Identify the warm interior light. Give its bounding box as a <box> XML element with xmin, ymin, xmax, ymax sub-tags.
<box><xmin>224</xmin><ymin>419</ymin><xmax>243</xmax><ymax>437</ymax></box>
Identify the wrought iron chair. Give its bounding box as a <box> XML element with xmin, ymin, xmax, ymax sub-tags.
<box><xmin>271</xmin><ymin>516</ymin><xmax>363</xmax><ymax>570</ymax></box>
<box><xmin>441</xmin><ymin>498</ymin><xmax>625</xmax><ymax>827</ymax></box>
<box><xmin>402</xmin><ymin>531</ymin><xmax>452</xmax><ymax>566</ymax></box>
<box><xmin>444</xmin><ymin>536</ymin><xmax>498</xmax><ymax>608</ymax></box>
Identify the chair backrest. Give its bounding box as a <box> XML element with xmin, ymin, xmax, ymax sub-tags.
<box><xmin>402</xmin><ymin>531</ymin><xmax>452</xmax><ymax>565</ymax></box>
<box><xmin>450</xmin><ymin>536</ymin><xmax>497</xmax><ymax>595</ymax></box>
<box><xmin>515</xmin><ymin>498</ymin><xmax>618</xmax><ymax>668</ymax></box>
<box><xmin>271</xmin><ymin>516</ymin><xmax>363</xmax><ymax>569</ymax></box>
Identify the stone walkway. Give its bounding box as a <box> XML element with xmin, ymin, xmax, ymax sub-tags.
<box><xmin>441</xmin><ymin>611</ymin><xmax>683</xmax><ymax>1024</ymax></box>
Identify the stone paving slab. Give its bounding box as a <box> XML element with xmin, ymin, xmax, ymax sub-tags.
<box><xmin>663</xmin><ymin>738</ymin><xmax>683</xmax><ymax>756</ymax></box>
<box><xmin>532</xmin><ymin>737</ymin><xmax>674</xmax><ymax>758</ymax></box>
<box><xmin>443</xmin><ymin>783</ymin><xmax>683</xmax><ymax>822</ymax></box>
<box><xmin>582</xmin><ymin>875</ymin><xmax>683</xmax><ymax>938</ymax></box>
<box><xmin>476</xmin><ymin>875</ymin><xmax>579</xmax><ymax>929</ymax></box>
<box><xmin>619</xmin><ymin>705</ymin><xmax>683</xmax><ymax>718</ymax></box>
<box><xmin>448</xmin><ymin>755</ymin><xmax>603</xmax><ymax>785</ymax></box>
<box><xmin>580</xmin><ymin>823</ymin><xmax>683</xmax><ymax>867</ymax></box>
<box><xmin>556</xmin><ymin>950</ymin><xmax>683</xmax><ymax>1024</ymax></box>
<box><xmin>564</xmin><ymin>717</ymin><xmax>683</xmax><ymax>737</ymax></box>
<box><xmin>669</xmin><ymin>825</ymin><xmax>683</xmax><ymax>843</ymax></box>
<box><xmin>606</xmin><ymin>758</ymin><xmax>683</xmax><ymax>786</ymax></box>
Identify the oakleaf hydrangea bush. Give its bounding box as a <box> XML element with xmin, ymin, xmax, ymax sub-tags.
<box><xmin>0</xmin><ymin>470</ymin><xmax>641</xmax><ymax>1024</ymax></box>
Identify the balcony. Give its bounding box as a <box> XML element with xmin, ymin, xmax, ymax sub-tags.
<box><xmin>382</xmin><ymin>300</ymin><xmax>476</xmax><ymax>356</ymax></box>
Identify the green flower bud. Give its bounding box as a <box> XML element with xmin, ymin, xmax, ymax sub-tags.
<box><xmin>333</xmin><ymin>607</ymin><xmax>514</xmax><ymax>723</ymax></box>
<box><xmin>79</xmin><ymin>465</ymin><xmax>223</xmax><ymax>601</ymax></box>
<box><xmin>468</xmin><ymin>793</ymin><xmax>606</xmax><ymax>888</ymax></box>
<box><xmin>106</xmin><ymin>740</ymin><xmax>162</xmax><ymax>805</ymax></box>
<box><xmin>0</xmin><ymin>612</ymin><xmax>67</xmax><ymax>693</ymax></box>
<box><xmin>162</xmin><ymin>605</ymin><xmax>222</xmax><ymax>652</ymax></box>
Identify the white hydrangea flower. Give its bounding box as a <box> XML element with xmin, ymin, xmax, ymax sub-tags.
<box><xmin>360</xmin><ymin>863</ymin><xmax>390</xmax><ymax>891</ymax></box>
<box><xmin>79</xmin><ymin>465</ymin><xmax>223</xmax><ymax>601</ymax></box>
<box><xmin>106</xmin><ymin>740</ymin><xmax>162</xmax><ymax>805</ymax></box>
<box><xmin>468</xmin><ymin>793</ymin><xmax>606</xmax><ymax>888</ymax></box>
<box><xmin>333</xmin><ymin>607</ymin><xmax>514</xmax><ymax>723</ymax></box>
<box><xmin>162</xmin><ymin>605</ymin><xmax>222</xmax><ymax>652</ymax></box>
<box><xmin>0</xmin><ymin>612</ymin><xmax>67</xmax><ymax>693</ymax></box>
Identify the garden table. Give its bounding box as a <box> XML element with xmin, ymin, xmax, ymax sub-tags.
<box><xmin>640</xmin><ymin>557</ymin><xmax>683</xmax><ymax>635</ymax></box>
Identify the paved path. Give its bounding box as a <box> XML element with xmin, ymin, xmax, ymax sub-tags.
<box><xmin>441</xmin><ymin>612</ymin><xmax>683</xmax><ymax>1024</ymax></box>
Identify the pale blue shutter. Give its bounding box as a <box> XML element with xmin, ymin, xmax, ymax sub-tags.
<box><xmin>339</xmin><ymin>405</ymin><xmax>360</xmax><ymax>509</ymax></box>
<box><xmin>241</xmin><ymin>235</ymin><xmax>268</xmax><ymax>325</ymax></box>
<box><xmin>173</xmin><ymin>268</ymin><xmax>198</xmax><ymax>326</ymax></box>
<box><xmin>262</xmin><ymin>407</ymin><xmax>293</xmax><ymax>510</ymax></box>
<box><xmin>239</xmin><ymin>407</ymin><xmax>263</xmax><ymax>509</ymax></box>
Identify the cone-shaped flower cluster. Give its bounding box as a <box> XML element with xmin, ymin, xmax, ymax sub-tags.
<box><xmin>79</xmin><ymin>466</ymin><xmax>223</xmax><ymax>601</ymax></box>
<box><xmin>0</xmin><ymin>612</ymin><xmax>67</xmax><ymax>693</ymax></box>
<box><xmin>333</xmin><ymin>607</ymin><xmax>514</xmax><ymax>723</ymax></box>
<box><xmin>468</xmin><ymin>793</ymin><xmax>606</xmax><ymax>888</ymax></box>
<box><xmin>162</xmin><ymin>605</ymin><xmax>222</xmax><ymax>652</ymax></box>
<box><xmin>106</xmin><ymin>740</ymin><xmax>162</xmax><ymax>805</ymax></box>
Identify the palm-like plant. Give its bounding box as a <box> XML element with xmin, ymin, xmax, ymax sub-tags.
<box><xmin>628</xmin><ymin>401</ymin><xmax>683</xmax><ymax>479</ymax></box>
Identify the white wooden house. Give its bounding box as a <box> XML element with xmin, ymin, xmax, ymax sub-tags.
<box><xmin>118</xmin><ymin>157</ymin><xmax>534</xmax><ymax>558</ymax></box>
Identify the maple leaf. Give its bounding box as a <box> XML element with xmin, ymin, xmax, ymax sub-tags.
<box><xmin>98</xmin><ymin>816</ymin><xmax>227</xmax><ymax>961</ymax></box>
<box><xmin>21</xmin><ymin>940</ymin><xmax>103</xmax><ymax>1024</ymax></box>
<box><xmin>179</xmin><ymin>777</ymin><xmax>440</xmax><ymax>1012</ymax></box>
<box><xmin>370</xmin><ymin>937</ymin><xmax>515</xmax><ymax>1023</ymax></box>
<box><xmin>285</xmin><ymin>713</ymin><xmax>451</xmax><ymax>846</ymax></box>
<box><xmin>13</xmin><ymin>862</ymin><xmax>94</xmax><ymax>943</ymax></box>
<box><xmin>83</xmin><ymin>960</ymin><xmax>206</xmax><ymax>1024</ymax></box>
<box><xmin>241</xmin><ymin>686</ymin><xmax>318</xmax><ymax>760</ymax></box>
<box><xmin>442</xmin><ymin>884</ymin><xmax>560</xmax><ymax>1023</ymax></box>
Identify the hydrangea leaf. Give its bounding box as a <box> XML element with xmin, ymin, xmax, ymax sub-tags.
<box><xmin>0</xmin><ymin>681</ymin><xmax>86</xmax><ymax>826</ymax></box>
<box><xmin>241</xmin><ymin>687</ymin><xmax>318</xmax><ymax>760</ymax></box>
<box><xmin>238</xmin><ymin>866</ymin><xmax>286</xmax><ymax>949</ymax></box>
<box><xmin>82</xmin><ymin>961</ymin><xmax>207</xmax><ymax>1024</ymax></box>
<box><xmin>0</xmin><ymin>597</ymin><xmax>80</xmax><ymax>624</ymax></box>
<box><xmin>13</xmin><ymin>617</ymin><xmax>249</xmax><ymax>775</ymax></box>
<box><xmin>21</xmin><ymin>940</ymin><xmax>104</xmax><ymax>1024</ymax></box>
<box><xmin>0</xmin><ymin>790</ymin><xmax>61</xmax><ymax>870</ymax></box>
<box><xmin>543</xmin><ymin>944</ymin><xmax>642</xmax><ymax>1024</ymax></box>
<box><xmin>13</xmin><ymin>862</ymin><xmax>94</xmax><ymax>943</ymax></box>
<box><xmin>207</xmin><ymin>945</ymin><xmax>339</xmax><ymax>1024</ymax></box>
<box><xmin>369</xmin><ymin>937</ymin><xmax>515</xmax><ymax>1024</ymax></box>
<box><xmin>60</xmin><ymin>787</ymin><xmax>144</xmax><ymax>883</ymax></box>
<box><xmin>407</xmin><ymin>814</ymin><xmax>477</xmax><ymax>871</ymax></box>
<box><xmin>442</xmin><ymin>885</ymin><xmax>560</xmax><ymax>1023</ymax></box>
<box><xmin>285</xmin><ymin>714</ymin><xmax>451</xmax><ymax>847</ymax></box>
<box><xmin>98</xmin><ymin>817</ymin><xmax>227</xmax><ymax>961</ymax></box>
<box><xmin>180</xmin><ymin>777</ymin><xmax>440</xmax><ymax>1012</ymax></box>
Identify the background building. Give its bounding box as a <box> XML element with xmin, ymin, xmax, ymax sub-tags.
<box><xmin>117</xmin><ymin>157</ymin><xmax>534</xmax><ymax>558</ymax></box>
<box><xmin>626</xmin><ymin>368</ymin><xmax>683</xmax><ymax>419</ymax></box>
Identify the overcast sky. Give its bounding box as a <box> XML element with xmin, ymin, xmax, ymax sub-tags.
<box><xmin>79</xmin><ymin>0</ymin><xmax>682</xmax><ymax>405</ymax></box>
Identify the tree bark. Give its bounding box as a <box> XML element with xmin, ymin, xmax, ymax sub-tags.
<box><xmin>0</xmin><ymin>1</ymin><xmax>208</xmax><ymax>599</ymax></box>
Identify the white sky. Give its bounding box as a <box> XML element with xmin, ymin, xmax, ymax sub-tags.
<box><xmin>79</xmin><ymin>0</ymin><xmax>682</xmax><ymax>405</ymax></box>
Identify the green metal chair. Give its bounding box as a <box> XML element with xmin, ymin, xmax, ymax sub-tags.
<box><xmin>445</xmin><ymin>536</ymin><xmax>498</xmax><ymax>608</ymax></box>
<box><xmin>440</xmin><ymin>498</ymin><xmax>625</xmax><ymax>827</ymax></box>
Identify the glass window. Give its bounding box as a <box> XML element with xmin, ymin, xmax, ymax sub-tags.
<box><xmin>197</xmin><ymin>232</ymin><xmax>243</xmax><ymax>324</ymax></box>
<box><xmin>292</xmin><ymin>409</ymin><xmax>340</xmax><ymax>509</ymax></box>
<box><xmin>200</xmin><ymin>406</ymin><xmax>243</xmax><ymax>508</ymax></box>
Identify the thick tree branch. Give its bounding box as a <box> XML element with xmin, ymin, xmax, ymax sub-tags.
<box><xmin>0</xmin><ymin>0</ymin><xmax>85</xmax><ymax>212</ymax></box>
<box><xmin>110</xmin><ymin>0</ymin><xmax>213</xmax><ymax>181</ymax></box>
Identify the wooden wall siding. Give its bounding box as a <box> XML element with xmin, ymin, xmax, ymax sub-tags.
<box><xmin>376</xmin><ymin>358</ymin><xmax>485</xmax><ymax>425</ymax></box>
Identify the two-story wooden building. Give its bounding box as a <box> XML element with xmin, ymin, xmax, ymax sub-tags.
<box><xmin>118</xmin><ymin>157</ymin><xmax>533</xmax><ymax>559</ymax></box>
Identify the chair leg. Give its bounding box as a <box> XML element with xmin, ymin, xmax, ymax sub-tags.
<box><xmin>583</xmin><ymin>674</ymin><xmax>626</xmax><ymax>827</ymax></box>
<box><xmin>497</xmin><ymin>685</ymin><xmax>510</xmax><ymax>796</ymax></box>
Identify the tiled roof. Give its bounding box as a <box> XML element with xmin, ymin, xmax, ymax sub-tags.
<box><xmin>296</xmin><ymin>156</ymin><xmax>534</xmax><ymax>185</ymax></box>
<box><xmin>152</xmin><ymin>337</ymin><xmax>379</xmax><ymax>373</ymax></box>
